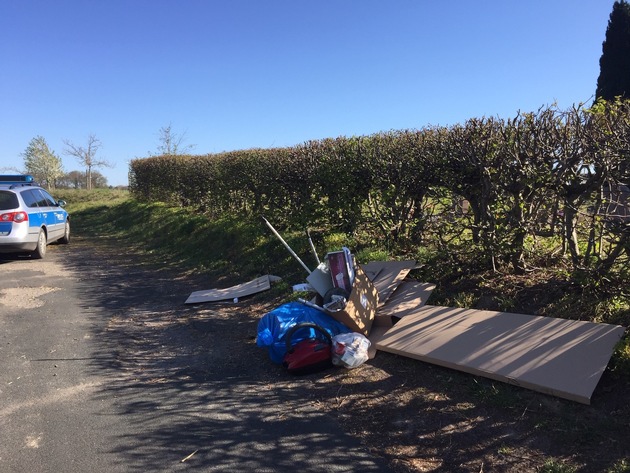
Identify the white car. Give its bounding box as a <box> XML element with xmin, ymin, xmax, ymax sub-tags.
<box><xmin>0</xmin><ymin>175</ymin><xmax>70</xmax><ymax>258</ymax></box>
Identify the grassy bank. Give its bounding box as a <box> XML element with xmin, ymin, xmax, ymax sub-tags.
<box><xmin>55</xmin><ymin>188</ymin><xmax>382</xmax><ymax>292</ymax></box>
<box><xmin>56</xmin><ymin>188</ymin><xmax>630</xmax><ymax>378</ymax></box>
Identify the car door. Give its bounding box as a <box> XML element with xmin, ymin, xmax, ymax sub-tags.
<box><xmin>42</xmin><ymin>189</ymin><xmax>66</xmax><ymax>240</ymax></box>
<box><xmin>32</xmin><ymin>189</ymin><xmax>62</xmax><ymax>241</ymax></box>
<box><xmin>19</xmin><ymin>189</ymin><xmax>46</xmax><ymax>240</ymax></box>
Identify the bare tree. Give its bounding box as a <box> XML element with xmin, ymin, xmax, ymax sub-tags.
<box><xmin>155</xmin><ymin>124</ymin><xmax>195</xmax><ymax>156</ymax></box>
<box><xmin>63</xmin><ymin>134</ymin><xmax>111</xmax><ymax>190</ymax></box>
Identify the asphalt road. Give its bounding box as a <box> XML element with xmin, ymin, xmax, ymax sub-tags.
<box><xmin>0</xmin><ymin>239</ymin><xmax>392</xmax><ymax>472</ymax></box>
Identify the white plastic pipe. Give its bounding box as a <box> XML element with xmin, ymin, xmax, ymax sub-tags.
<box><xmin>262</xmin><ymin>216</ymin><xmax>312</xmax><ymax>275</ymax></box>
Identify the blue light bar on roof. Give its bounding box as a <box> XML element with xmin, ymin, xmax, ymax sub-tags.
<box><xmin>0</xmin><ymin>174</ymin><xmax>35</xmax><ymax>183</ymax></box>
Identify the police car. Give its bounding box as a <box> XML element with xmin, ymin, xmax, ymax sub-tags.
<box><xmin>0</xmin><ymin>175</ymin><xmax>70</xmax><ymax>258</ymax></box>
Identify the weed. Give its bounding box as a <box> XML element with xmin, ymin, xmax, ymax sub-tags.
<box><xmin>496</xmin><ymin>295</ymin><xmax>517</xmax><ymax>312</ymax></box>
<box><xmin>609</xmin><ymin>336</ymin><xmax>630</xmax><ymax>380</ymax></box>
<box><xmin>608</xmin><ymin>459</ymin><xmax>630</xmax><ymax>473</ymax></box>
<box><xmin>469</xmin><ymin>378</ymin><xmax>514</xmax><ymax>408</ymax></box>
<box><xmin>451</xmin><ymin>292</ymin><xmax>478</xmax><ymax>309</ymax></box>
<box><xmin>538</xmin><ymin>458</ymin><xmax>577</xmax><ymax>473</ymax></box>
<box><xmin>497</xmin><ymin>444</ymin><xmax>513</xmax><ymax>456</ymax></box>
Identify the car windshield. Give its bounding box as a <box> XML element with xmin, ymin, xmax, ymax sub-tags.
<box><xmin>0</xmin><ymin>191</ymin><xmax>19</xmax><ymax>211</ymax></box>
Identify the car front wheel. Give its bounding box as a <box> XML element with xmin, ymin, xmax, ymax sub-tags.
<box><xmin>32</xmin><ymin>230</ymin><xmax>47</xmax><ymax>259</ymax></box>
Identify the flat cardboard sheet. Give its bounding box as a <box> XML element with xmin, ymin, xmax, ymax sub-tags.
<box><xmin>376</xmin><ymin>305</ymin><xmax>626</xmax><ymax>404</ymax></box>
<box><xmin>369</xmin><ymin>281</ymin><xmax>435</xmax><ymax>357</ymax></box>
<box><xmin>377</xmin><ymin>281</ymin><xmax>436</xmax><ymax>319</ymax></box>
<box><xmin>367</xmin><ymin>325</ymin><xmax>390</xmax><ymax>359</ymax></box>
<box><xmin>185</xmin><ymin>275</ymin><xmax>277</xmax><ymax>304</ymax></box>
<box><xmin>361</xmin><ymin>260</ymin><xmax>417</xmax><ymax>306</ymax></box>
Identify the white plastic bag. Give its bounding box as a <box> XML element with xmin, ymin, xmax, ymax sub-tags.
<box><xmin>332</xmin><ymin>332</ymin><xmax>371</xmax><ymax>369</ymax></box>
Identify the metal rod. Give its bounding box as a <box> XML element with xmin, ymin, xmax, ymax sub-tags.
<box><xmin>297</xmin><ymin>298</ymin><xmax>326</xmax><ymax>312</ymax></box>
<box><xmin>306</xmin><ymin>228</ymin><xmax>321</xmax><ymax>265</ymax></box>
<box><xmin>262</xmin><ymin>216</ymin><xmax>312</xmax><ymax>275</ymax></box>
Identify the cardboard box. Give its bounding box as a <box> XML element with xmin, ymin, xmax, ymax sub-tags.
<box><xmin>324</xmin><ymin>265</ymin><xmax>378</xmax><ymax>336</ymax></box>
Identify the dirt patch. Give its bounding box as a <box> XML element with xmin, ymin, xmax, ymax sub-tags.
<box><xmin>0</xmin><ymin>286</ymin><xmax>60</xmax><ymax>309</ymax></box>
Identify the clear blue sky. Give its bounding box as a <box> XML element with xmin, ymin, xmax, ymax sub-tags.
<box><xmin>0</xmin><ymin>1</ymin><xmax>616</xmax><ymax>186</ymax></box>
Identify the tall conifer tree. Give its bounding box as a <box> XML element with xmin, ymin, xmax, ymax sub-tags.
<box><xmin>596</xmin><ymin>1</ymin><xmax>630</xmax><ymax>100</ymax></box>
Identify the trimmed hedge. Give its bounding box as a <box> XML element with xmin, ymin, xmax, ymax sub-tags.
<box><xmin>130</xmin><ymin>101</ymin><xmax>630</xmax><ymax>276</ymax></box>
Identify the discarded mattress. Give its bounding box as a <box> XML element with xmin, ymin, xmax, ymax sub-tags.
<box><xmin>376</xmin><ymin>305</ymin><xmax>626</xmax><ymax>404</ymax></box>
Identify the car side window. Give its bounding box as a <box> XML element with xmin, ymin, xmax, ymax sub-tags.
<box><xmin>31</xmin><ymin>189</ymin><xmax>53</xmax><ymax>207</ymax></box>
<box><xmin>21</xmin><ymin>190</ymin><xmax>41</xmax><ymax>208</ymax></box>
<box><xmin>39</xmin><ymin>190</ymin><xmax>58</xmax><ymax>206</ymax></box>
<box><xmin>0</xmin><ymin>191</ymin><xmax>20</xmax><ymax>211</ymax></box>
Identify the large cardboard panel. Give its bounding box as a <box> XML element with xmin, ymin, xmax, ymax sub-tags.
<box><xmin>185</xmin><ymin>275</ymin><xmax>274</xmax><ymax>304</ymax></box>
<box><xmin>378</xmin><ymin>281</ymin><xmax>436</xmax><ymax>317</ymax></box>
<box><xmin>370</xmin><ymin>282</ymin><xmax>436</xmax><ymax>356</ymax></box>
<box><xmin>373</xmin><ymin>281</ymin><xmax>436</xmax><ymax>329</ymax></box>
<box><xmin>376</xmin><ymin>305</ymin><xmax>626</xmax><ymax>404</ymax></box>
<box><xmin>367</xmin><ymin>325</ymin><xmax>390</xmax><ymax>359</ymax></box>
<box><xmin>325</xmin><ymin>265</ymin><xmax>378</xmax><ymax>336</ymax></box>
<box><xmin>361</xmin><ymin>260</ymin><xmax>417</xmax><ymax>306</ymax></box>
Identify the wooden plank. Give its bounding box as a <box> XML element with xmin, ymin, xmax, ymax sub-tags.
<box><xmin>376</xmin><ymin>305</ymin><xmax>626</xmax><ymax>404</ymax></box>
<box><xmin>185</xmin><ymin>275</ymin><xmax>273</xmax><ymax>304</ymax></box>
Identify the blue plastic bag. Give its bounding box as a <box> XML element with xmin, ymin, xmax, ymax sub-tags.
<box><xmin>256</xmin><ymin>302</ymin><xmax>352</xmax><ymax>364</ymax></box>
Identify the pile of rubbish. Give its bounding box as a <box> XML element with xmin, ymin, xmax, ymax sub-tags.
<box><xmin>256</xmin><ymin>246</ymin><xmax>379</xmax><ymax>375</ymax></box>
<box><xmin>253</xmin><ymin>216</ymin><xmax>430</xmax><ymax>376</ymax></box>
<box><xmin>185</xmin><ymin>217</ymin><xmax>626</xmax><ymax>405</ymax></box>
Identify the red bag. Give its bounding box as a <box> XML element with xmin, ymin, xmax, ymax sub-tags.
<box><xmin>282</xmin><ymin>323</ymin><xmax>333</xmax><ymax>375</ymax></box>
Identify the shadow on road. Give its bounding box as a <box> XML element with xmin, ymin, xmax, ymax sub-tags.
<box><xmin>60</xmin><ymin>237</ymin><xmax>392</xmax><ymax>472</ymax></box>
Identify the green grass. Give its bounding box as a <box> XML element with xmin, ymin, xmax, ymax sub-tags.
<box><xmin>55</xmin><ymin>188</ymin><xmax>129</xmax><ymax>212</ymax></box>
<box><xmin>61</xmin><ymin>189</ymin><xmax>327</xmax><ymax>286</ymax></box>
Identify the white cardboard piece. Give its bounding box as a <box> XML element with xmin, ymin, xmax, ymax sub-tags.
<box><xmin>376</xmin><ymin>305</ymin><xmax>626</xmax><ymax>404</ymax></box>
<box><xmin>185</xmin><ymin>275</ymin><xmax>279</xmax><ymax>304</ymax></box>
<box><xmin>306</xmin><ymin>263</ymin><xmax>334</xmax><ymax>297</ymax></box>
